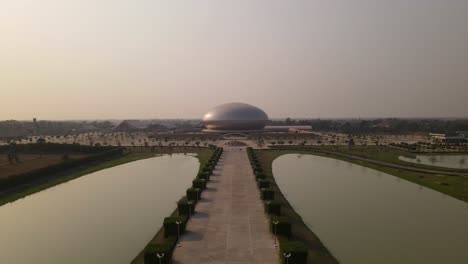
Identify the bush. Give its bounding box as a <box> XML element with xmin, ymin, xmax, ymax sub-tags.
<box><xmin>270</xmin><ymin>216</ymin><xmax>292</xmax><ymax>237</ymax></box>
<box><xmin>197</xmin><ymin>172</ymin><xmax>210</xmax><ymax>180</ymax></box>
<box><xmin>261</xmin><ymin>188</ymin><xmax>275</xmax><ymax>200</ymax></box>
<box><xmin>186</xmin><ymin>188</ymin><xmax>202</xmax><ymax>201</ymax></box>
<box><xmin>254</xmin><ymin>167</ymin><xmax>264</xmax><ymax>174</ymax></box>
<box><xmin>257</xmin><ymin>179</ymin><xmax>270</xmax><ymax>188</ymax></box>
<box><xmin>255</xmin><ymin>172</ymin><xmax>266</xmax><ymax>180</ymax></box>
<box><xmin>144</xmin><ymin>237</ymin><xmax>177</xmax><ymax>264</ymax></box>
<box><xmin>177</xmin><ymin>197</ymin><xmax>196</xmax><ymax>216</ymax></box>
<box><xmin>192</xmin><ymin>179</ymin><xmax>207</xmax><ymax>190</ymax></box>
<box><xmin>264</xmin><ymin>200</ymin><xmax>281</xmax><ymax>215</ymax></box>
<box><xmin>163</xmin><ymin>216</ymin><xmax>188</xmax><ymax>238</ymax></box>
<box><xmin>279</xmin><ymin>240</ymin><xmax>308</xmax><ymax>264</ymax></box>
<box><xmin>202</xmin><ymin>167</ymin><xmax>212</xmax><ymax>175</ymax></box>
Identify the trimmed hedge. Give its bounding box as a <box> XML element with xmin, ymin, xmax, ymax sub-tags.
<box><xmin>255</xmin><ymin>172</ymin><xmax>266</xmax><ymax>180</ymax></box>
<box><xmin>144</xmin><ymin>236</ymin><xmax>177</xmax><ymax>264</ymax></box>
<box><xmin>197</xmin><ymin>171</ymin><xmax>210</xmax><ymax>180</ymax></box>
<box><xmin>143</xmin><ymin>147</ymin><xmax>224</xmax><ymax>264</ymax></box>
<box><xmin>279</xmin><ymin>239</ymin><xmax>308</xmax><ymax>264</ymax></box>
<box><xmin>186</xmin><ymin>188</ymin><xmax>202</xmax><ymax>201</ymax></box>
<box><xmin>270</xmin><ymin>216</ymin><xmax>292</xmax><ymax>237</ymax></box>
<box><xmin>177</xmin><ymin>197</ymin><xmax>196</xmax><ymax>215</ymax></box>
<box><xmin>257</xmin><ymin>179</ymin><xmax>270</xmax><ymax>189</ymax></box>
<box><xmin>264</xmin><ymin>200</ymin><xmax>281</xmax><ymax>215</ymax></box>
<box><xmin>163</xmin><ymin>215</ymin><xmax>188</xmax><ymax>238</ymax></box>
<box><xmin>261</xmin><ymin>188</ymin><xmax>275</xmax><ymax>200</ymax></box>
<box><xmin>192</xmin><ymin>179</ymin><xmax>207</xmax><ymax>190</ymax></box>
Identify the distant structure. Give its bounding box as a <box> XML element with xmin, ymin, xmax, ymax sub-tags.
<box><xmin>113</xmin><ymin>120</ymin><xmax>168</xmax><ymax>132</ymax></box>
<box><xmin>202</xmin><ymin>102</ymin><xmax>269</xmax><ymax>131</ymax></box>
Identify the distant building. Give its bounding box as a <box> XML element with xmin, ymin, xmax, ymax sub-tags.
<box><xmin>113</xmin><ymin>120</ymin><xmax>148</xmax><ymax>131</ymax></box>
<box><xmin>113</xmin><ymin>120</ymin><xmax>168</xmax><ymax>132</ymax></box>
<box><xmin>202</xmin><ymin>102</ymin><xmax>269</xmax><ymax>131</ymax></box>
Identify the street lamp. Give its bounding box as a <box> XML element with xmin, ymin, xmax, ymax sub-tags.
<box><xmin>175</xmin><ymin>220</ymin><xmax>182</xmax><ymax>247</ymax></box>
<box><xmin>187</xmin><ymin>200</ymin><xmax>194</xmax><ymax>220</ymax></box>
<box><xmin>156</xmin><ymin>253</ymin><xmax>165</xmax><ymax>264</ymax></box>
<box><xmin>195</xmin><ymin>188</ymin><xmax>201</xmax><ymax>202</ymax></box>
<box><xmin>283</xmin><ymin>252</ymin><xmax>292</xmax><ymax>264</ymax></box>
<box><xmin>272</xmin><ymin>220</ymin><xmax>279</xmax><ymax>247</ymax></box>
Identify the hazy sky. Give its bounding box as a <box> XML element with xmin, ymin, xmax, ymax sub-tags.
<box><xmin>1</xmin><ymin>0</ymin><xmax>467</xmax><ymax>120</ymax></box>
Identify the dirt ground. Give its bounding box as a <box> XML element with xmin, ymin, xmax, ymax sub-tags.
<box><xmin>0</xmin><ymin>153</ymin><xmax>90</xmax><ymax>179</ymax></box>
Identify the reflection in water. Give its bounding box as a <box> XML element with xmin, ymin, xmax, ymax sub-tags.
<box><xmin>0</xmin><ymin>155</ymin><xmax>198</xmax><ymax>264</ymax></box>
<box><xmin>273</xmin><ymin>154</ymin><xmax>468</xmax><ymax>264</ymax></box>
<box><xmin>399</xmin><ymin>154</ymin><xmax>468</xmax><ymax>169</ymax></box>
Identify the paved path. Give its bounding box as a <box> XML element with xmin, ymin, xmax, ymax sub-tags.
<box><xmin>173</xmin><ymin>147</ymin><xmax>279</xmax><ymax>264</ymax></box>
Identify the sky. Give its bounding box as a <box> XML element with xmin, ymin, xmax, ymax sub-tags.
<box><xmin>1</xmin><ymin>0</ymin><xmax>467</xmax><ymax>120</ymax></box>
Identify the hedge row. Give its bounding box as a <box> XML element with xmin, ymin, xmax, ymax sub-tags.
<box><xmin>246</xmin><ymin>147</ymin><xmax>308</xmax><ymax>264</ymax></box>
<box><xmin>144</xmin><ymin>147</ymin><xmax>223</xmax><ymax>264</ymax></box>
<box><xmin>0</xmin><ymin>147</ymin><xmax>125</xmax><ymax>189</ymax></box>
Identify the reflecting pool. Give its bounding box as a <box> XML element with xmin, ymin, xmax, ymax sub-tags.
<box><xmin>399</xmin><ymin>154</ymin><xmax>468</xmax><ymax>169</ymax></box>
<box><xmin>273</xmin><ymin>154</ymin><xmax>468</xmax><ymax>264</ymax></box>
<box><xmin>0</xmin><ymin>154</ymin><xmax>198</xmax><ymax>264</ymax></box>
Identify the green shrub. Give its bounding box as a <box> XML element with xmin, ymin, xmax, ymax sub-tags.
<box><xmin>264</xmin><ymin>200</ymin><xmax>281</xmax><ymax>215</ymax></box>
<box><xmin>202</xmin><ymin>167</ymin><xmax>212</xmax><ymax>175</ymax></box>
<box><xmin>163</xmin><ymin>216</ymin><xmax>188</xmax><ymax>238</ymax></box>
<box><xmin>279</xmin><ymin>240</ymin><xmax>308</xmax><ymax>264</ymax></box>
<box><xmin>270</xmin><ymin>216</ymin><xmax>292</xmax><ymax>237</ymax></box>
<box><xmin>177</xmin><ymin>197</ymin><xmax>196</xmax><ymax>216</ymax></box>
<box><xmin>197</xmin><ymin>172</ymin><xmax>210</xmax><ymax>180</ymax></box>
<box><xmin>255</xmin><ymin>172</ymin><xmax>266</xmax><ymax>180</ymax></box>
<box><xmin>261</xmin><ymin>188</ymin><xmax>275</xmax><ymax>200</ymax></box>
<box><xmin>257</xmin><ymin>179</ymin><xmax>270</xmax><ymax>188</ymax></box>
<box><xmin>254</xmin><ymin>167</ymin><xmax>264</xmax><ymax>174</ymax></box>
<box><xmin>186</xmin><ymin>188</ymin><xmax>202</xmax><ymax>201</ymax></box>
<box><xmin>192</xmin><ymin>179</ymin><xmax>207</xmax><ymax>190</ymax></box>
<box><xmin>144</xmin><ymin>236</ymin><xmax>177</xmax><ymax>264</ymax></box>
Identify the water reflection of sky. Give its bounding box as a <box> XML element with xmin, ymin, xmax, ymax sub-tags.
<box><xmin>399</xmin><ymin>155</ymin><xmax>468</xmax><ymax>169</ymax></box>
<box><xmin>273</xmin><ymin>154</ymin><xmax>468</xmax><ymax>264</ymax></box>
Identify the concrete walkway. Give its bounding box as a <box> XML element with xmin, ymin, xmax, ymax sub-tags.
<box><xmin>173</xmin><ymin>147</ymin><xmax>279</xmax><ymax>264</ymax></box>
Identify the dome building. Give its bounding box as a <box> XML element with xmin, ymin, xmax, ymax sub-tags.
<box><xmin>202</xmin><ymin>103</ymin><xmax>269</xmax><ymax>131</ymax></box>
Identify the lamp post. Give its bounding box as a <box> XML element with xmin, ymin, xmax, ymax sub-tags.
<box><xmin>175</xmin><ymin>220</ymin><xmax>182</xmax><ymax>247</ymax></box>
<box><xmin>283</xmin><ymin>252</ymin><xmax>292</xmax><ymax>264</ymax></box>
<box><xmin>187</xmin><ymin>200</ymin><xmax>194</xmax><ymax>220</ymax></box>
<box><xmin>156</xmin><ymin>253</ymin><xmax>165</xmax><ymax>264</ymax></box>
<box><xmin>195</xmin><ymin>188</ymin><xmax>201</xmax><ymax>202</ymax></box>
<box><xmin>272</xmin><ymin>220</ymin><xmax>279</xmax><ymax>247</ymax></box>
<box><xmin>265</xmin><ymin>200</ymin><xmax>271</xmax><ymax>215</ymax></box>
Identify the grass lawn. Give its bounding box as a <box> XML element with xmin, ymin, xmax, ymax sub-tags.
<box><xmin>316</xmin><ymin>145</ymin><xmax>468</xmax><ymax>173</ymax></box>
<box><xmin>0</xmin><ymin>153</ymin><xmax>91</xmax><ymax>179</ymax></box>
<box><xmin>0</xmin><ymin>147</ymin><xmax>213</xmax><ymax>207</ymax></box>
<box><xmin>258</xmin><ymin>149</ymin><xmax>468</xmax><ymax>203</ymax></box>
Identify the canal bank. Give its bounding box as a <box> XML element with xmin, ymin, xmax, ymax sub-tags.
<box><xmin>263</xmin><ymin>148</ymin><xmax>468</xmax><ymax>202</ymax></box>
<box><xmin>0</xmin><ymin>154</ymin><xmax>200</xmax><ymax>264</ymax></box>
<box><xmin>272</xmin><ymin>153</ymin><xmax>468</xmax><ymax>263</ymax></box>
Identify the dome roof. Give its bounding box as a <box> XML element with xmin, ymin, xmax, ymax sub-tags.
<box><xmin>202</xmin><ymin>103</ymin><xmax>269</xmax><ymax>130</ymax></box>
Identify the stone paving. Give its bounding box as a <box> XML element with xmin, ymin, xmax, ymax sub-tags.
<box><xmin>172</xmin><ymin>146</ymin><xmax>279</xmax><ymax>264</ymax></box>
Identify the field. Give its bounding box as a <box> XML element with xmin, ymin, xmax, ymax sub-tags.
<box><xmin>312</xmin><ymin>145</ymin><xmax>468</xmax><ymax>173</ymax></box>
<box><xmin>259</xmin><ymin>149</ymin><xmax>468</xmax><ymax>202</ymax></box>
<box><xmin>0</xmin><ymin>153</ymin><xmax>90</xmax><ymax>179</ymax></box>
<box><xmin>0</xmin><ymin>146</ymin><xmax>214</xmax><ymax>206</ymax></box>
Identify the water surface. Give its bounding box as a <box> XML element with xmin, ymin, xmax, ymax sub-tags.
<box><xmin>399</xmin><ymin>154</ymin><xmax>468</xmax><ymax>169</ymax></box>
<box><xmin>0</xmin><ymin>154</ymin><xmax>198</xmax><ymax>264</ymax></box>
<box><xmin>273</xmin><ymin>154</ymin><xmax>468</xmax><ymax>264</ymax></box>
